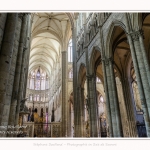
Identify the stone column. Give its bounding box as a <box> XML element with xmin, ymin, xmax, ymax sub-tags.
<box><xmin>68</xmin><ymin>100</ymin><xmax>72</xmax><ymax>137</ymax></box>
<box><xmin>81</xmin><ymin>87</ymin><xmax>85</xmax><ymax>137</ymax></box>
<box><xmin>4</xmin><ymin>14</ymin><xmax>22</xmax><ymax>137</ymax></box>
<box><xmin>127</xmin><ymin>33</ymin><xmax>150</xmax><ymax>137</ymax></box>
<box><xmin>72</xmin><ymin>26</ymin><xmax>78</xmax><ymax>137</ymax></box>
<box><xmin>101</xmin><ymin>59</ymin><xmax>113</xmax><ymax>137</ymax></box>
<box><xmin>76</xmin><ymin>86</ymin><xmax>85</xmax><ymax>137</ymax></box>
<box><xmin>53</xmin><ymin>67</ymin><xmax>56</xmax><ymax>94</ymax></box>
<box><xmin>0</xmin><ymin>13</ymin><xmax>7</xmax><ymax>51</ymax></box>
<box><xmin>55</xmin><ymin>61</ymin><xmax>59</xmax><ymax>93</ymax></box>
<box><xmin>6</xmin><ymin>14</ymin><xmax>23</xmax><ymax>135</ymax></box>
<box><xmin>109</xmin><ymin>58</ymin><xmax>123</xmax><ymax>137</ymax></box>
<box><xmin>0</xmin><ymin>14</ymin><xmax>18</xmax><ymax>130</ymax></box>
<box><xmin>75</xmin><ymin>86</ymin><xmax>80</xmax><ymax>137</ymax></box>
<box><xmin>105</xmin><ymin>58</ymin><xmax>123</xmax><ymax>137</ymax></box>
<box><xmin>8</xmin><ymin>14</ymin><xmax>28</xmax><ymax>127</ymax></box>
<box><xmin>51</xmin><ymin>73</ymin><xmax>54</xmax><ymax>96</ymax></box>
<box><xmin>120</xmin><ymin>74</ymin><xmax>138</xmax><ymax>137</ymax></box>
<box><xmin>61</xmin><ymin>50</ymin><xmax>68</xmax><ymax>137</ymax></box>
<box><xmin>131</xmin><ymin>31</ymin><xmax>150</xmax><ymax>113</ymax></box>
<box><xmin>99</xmin><ymin>26</ymin><xmax>113</xmax><ymax>137</ymax></box>
<box><xmin>86</xmin><ymin>74</ymin><xmax>99</xmax><ymax>137</ymax></box>
<box><xmin>105</xmin><ymin>61</ymin><xmax>117</xmax><ymax>137</ymax></box>
<box><xmin>23</xmin><ymin>14</ymin><xmax>32</xmax><ymax>99</ymax></box>
<box><xmin>138</xmin><ymin>31</ymin><xmax>150</xmax><ymax>87</ymax></box>
<box><xmin>96</xmin><ymin>91</ymin><xmax>101</xmax><ymax>137</ymax></box>
<box><xmin>15</xmin><ymin>14</ymin><xmax>32</xmax><ymax>126</ymax></box>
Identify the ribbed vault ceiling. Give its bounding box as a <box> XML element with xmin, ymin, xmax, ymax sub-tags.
<box><xmin>29</xmin><ymin>12</ymin><xmax>73</xmax><ymax>75</ymax></box>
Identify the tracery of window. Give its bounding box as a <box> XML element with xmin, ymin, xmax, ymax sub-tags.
<box><xmin>35</xmin><ymin>69</ymin><xmax>40</xmax><ymax>90</ymax></box>
<box><xmin>69</xmin><ymin>68</ymin><xmax>73</xmax><ymax>79</ymax></box>
<box><xmin>29</xmin><ymin>67</ymin><xmax>49</xmax><ymax>90</ymax></box>
<box><xmin>131</xmin><ymin>63</ymin><xmax>142</xmax><ymax>111</ymax></box>
<box><xmin>68</xmin><ymin>39</ymin><xmax>73</xmax><ymax>62</ymax></box>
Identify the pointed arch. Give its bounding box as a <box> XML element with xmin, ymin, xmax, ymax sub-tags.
<box><xmin>105</xmin><ymin>20</ymin><xmax>127</xmax><ymax>58</ymax></box>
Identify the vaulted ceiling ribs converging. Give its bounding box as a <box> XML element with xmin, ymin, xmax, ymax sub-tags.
<box><xmin>29</xmin><ymin>13</ymin><xmax>73</xmax><ymax>75</ymax></box>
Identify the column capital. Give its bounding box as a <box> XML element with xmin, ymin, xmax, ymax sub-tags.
<box><xmin>86</xmin><ymin>73</ymin><xmax>95</xmax><ymax>79</ymax></box>
<box><xmin>128</xmin><ymin>30</ymin><xmax>144</xmax><ymax>41</ymax></box>
<box><xmin>102</xmin><ymin>57</ymin><xmax>114</xmax><ymax>66</ymax></box>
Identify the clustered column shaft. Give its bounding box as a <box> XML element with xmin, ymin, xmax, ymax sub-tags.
<box><xmin>86</xmin><ymin>74</ymin><xmax>99</xmax><ymax>137</ymax></box>
<box><xmin>0</xmin><ymin>13</ymin><xmax>32</xmax><ymax>137</ymax></box>
<box><xmin>6</xmin><ymin>14</ymin><xmax>24</xmax><ymax>136</ymax></box>
<box><xmin>61</xmin><ymin>51</ymin><xmax>68</xmax><ymax>137</ymax></box>
<box><xmin>0</xmin><ymin>14</ymin><xmax>18</xmax><ymax>130</ymax></box>
<box><xmin>15</xmin><ymin>14</ymin><xmax>32</xmax><ymax>126</ymax></box>
<box><xmin>72</xmin><ymin>27</ymin><xmax>78</xmax><ymax>137</ymax></box>
<box><xmin>127</xmin><ymin>31</ymin><xmax>150</xmax><ymax>137</ymax></box>
<box><xmin>75</xmin><ymin>86</ymin><xmax>85</xmax><ymax>137</ymax></box>
<box><xmin>104</xmin><ymin>58</ymin><xmax>123</xmax><ymax>137</ymax></box>
<box><xmin>101</xmin><ymin>59</ymin><xmax>113</xmax><ymax>137</ymax></box>
<box><xmin>0</xmin><ymin>13</ymin><xmax>7</xmax><ymax>51</ymax></box>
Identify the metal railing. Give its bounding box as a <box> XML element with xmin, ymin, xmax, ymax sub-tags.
<box><xmin>22</xmin><ymin>122</ymin><xmax>61</xmax><ymax>137</ymax></box>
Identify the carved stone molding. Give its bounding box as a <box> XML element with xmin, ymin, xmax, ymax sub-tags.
<box><xmin>102</xmin><ymin>57</ymin><xmax>114</xmax><ymax>66</ymax></box>
<box><xmin>104</xmin><ymin>58</ymin><xmax>109</xmax><ymax>66</ymax></box>
<box><xmin>129</xmin><ymin>30</ymin><xmax>144</xmax><ymax>41</ymax></box>
<box><xmin>86</xmin><ymin>73</ymin><xmax>95</xmax><ymax>80</ymax></box>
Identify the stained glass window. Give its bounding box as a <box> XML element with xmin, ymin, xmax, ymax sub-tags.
<box><xmin>35</xmin><ymin>69</ymin><xmax>40</xmax><ymax>90</ymax></box>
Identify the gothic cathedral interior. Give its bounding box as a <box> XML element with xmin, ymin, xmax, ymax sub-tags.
<box><xmin>0</xmin><ymin>12</ymin><xmax>150</xmax><ymax>138</ymax></box>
